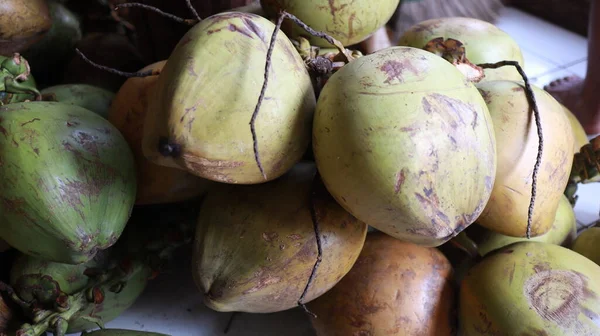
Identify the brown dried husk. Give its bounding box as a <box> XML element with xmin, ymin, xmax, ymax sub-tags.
<box><xmin>307</xmin><ymin>232</ymin><xmax>456</xmax><ymax>335</ymax></box>
<box><xmin>192</xmin><ymin>163</ymin><xmax>367</xmax><ymax>313</ymax></box>
<box><xmin>475</xmin><ymin>80</ymin><xmax>575</xmax><ymax>237</ymax></box>
<box><xmin>0</xmin><ymin>0</ymin><xmax>52</xmax><ymax>55</ymax></box>
<box><xmin>107</xmin><ymin>61</ymin><xmax>214</xmax><ymax>205</ymax></box>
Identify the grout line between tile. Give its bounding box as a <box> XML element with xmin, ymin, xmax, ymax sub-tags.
<box><xmin>529</xmin><ymin>57</ymin><xmax>587</xmax><ymax>80</ymax></box>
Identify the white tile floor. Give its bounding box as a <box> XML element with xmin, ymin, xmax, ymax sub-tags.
<box><xmin>97</xmin><ymin>6</ymin><xmax>599</xmax><ymax>336</ymax></box>
<box><xmin>495</xmin><ymin>7</ymin><xmax>589</xmax><ymax>88</ymax></box>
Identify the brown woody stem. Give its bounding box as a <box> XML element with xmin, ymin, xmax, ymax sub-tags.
<box><xmin>478</xmin><ymin>60</ymin><xmax>543</xmax><ymax>239</ymax></box>
<box><xmin>74</xmin><ymin>48</ymin><xmax>160</xmax><ymax>78</ymax></box>
<box><xmin>185</xmin><ymin>0</ymin><xmax>202</xmax><ymax>21</ymax></box>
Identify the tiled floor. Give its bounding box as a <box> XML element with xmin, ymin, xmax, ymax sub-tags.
<box><xmin>494</xmin><ymin>7</ymin><xmax>589</xmax><ymax>88</ymax></box>
<box><xmin>100</xmin><ymin>6</ymin><xmax>599</xmax><ymax>336</ymax></box>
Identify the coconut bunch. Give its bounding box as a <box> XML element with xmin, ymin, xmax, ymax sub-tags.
<box><xmin>1</xmin><ymin>0</ymin><xmax>600</xmax><ymax>335</ymax></box>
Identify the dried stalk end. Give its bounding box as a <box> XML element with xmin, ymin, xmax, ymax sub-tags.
<box><xmin>424</xmin><ymin>37</ymin><xmax>484</xmax><ymax>83</ymax></box>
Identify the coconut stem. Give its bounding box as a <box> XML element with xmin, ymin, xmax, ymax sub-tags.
<box><xmin>74</xmin><ymin>48</ymin><xmax>161</xmax><ymax>78</ymax></box>
<box><xmin>113</xmin><ymin>3</ymin><xmax>198</xmax><ymax>26</ymax></box>
<box><xmin>296</xmin><ymin>175</ymin><xmax>324</xmax><ymax>318</ymax></box>
<box><xmin>185</xmin><ymin>0</ymin><xmax>202</xmax><ymax>21</ymax></box>
<box><xmin>280</xmin><ymin>12</ymin><xmax>353</xmax><ymax>63</ymax></box>
<box><xmin>251</xmin><ymin>10</ymin><xmax>353</xmax><ymax>179</ymax></box>
<box><xmin>249</xmin><ymin>12</ymin><xmax>287</xmax><ymax>180</ymax></box>
<box><xmin>478</xmin><ymin>61</ymin><xmax>543</xmax><ymax>239</ymax></box>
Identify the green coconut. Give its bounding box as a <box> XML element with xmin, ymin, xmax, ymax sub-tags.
<box><xmin>193</xmin><ymin>163</ymin><xmax>367</xmax><ymax>313</ymax></box>
<box><xmin>9</xmin><ymin>252</ymin><xmax>109</xmax><ymax>306</ymax></box>
<box><xmin>571</xmin><ymin>227</ymin><xmax>600</xmax><ymax>265</ymax></box>
<box><xmin>0</xmin><ymin>101</ymin><xmax>136</xmax><ymax>264</ymax></box>
<box><xmin>13</xmin><ymin>260</ymin><xmax>151</xmax><ymax>335</ymax></box>
<box><xmin>398</xmin><ymin>17</ymin><xmax>525</xmax><ymax>82</ymax></box>
<box><xmin>313</xmin><ymin>46</ymin><xmax>497</xmax><ymax>246</ymax></box>
<box><xmin>41</xmin><ymin>84</ymin><xmax>114</xmax><ymax>119</ymax></box>
<box><xmin>467</xmin><ymin>194</ymin><xmax>577</xmax><ymax>257</ymax></box>
<box><xmin>142</xmin><ymin>12</ymin><xmax>315</xmax><ymax>184</ymax></box>
<box><xmin>460</xmin><ymin>241</ymin><xmax>600</xmax><ymax>335</ymax></box>
<box><xmin>260</xmin><ymin>0</ymin><xmax>400</xmax><ymax>48</ymax></box>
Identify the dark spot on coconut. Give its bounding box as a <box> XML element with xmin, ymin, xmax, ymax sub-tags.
<box><xmin>1</xmin><ymin>197</ymin><xmax>35</xmax><ymax>223</ymax></box>
<box><xmin>228</xmin><ymin>23</ymin><xmax>253</xmax><ymax>39</ymax></box>
<box><xmin>348</xmin><ymin>12</ymin><xmax>356</xmax><ymax>40</ymax></box>
<box><xmin>158</xmin><ymin>137</ymin><xmax>181</xmax><ymax>157</ymax></box>
<box><xmin>401</xmin><ymin>269</ymin><xmax>416</xmax><ymax>280</ymax></box>
<box><xmin>394</xmin><ymin>169</ymin><xmax>406</xmax><ymax>194</ymax></box>
<box><xmin>67</xmin><ymin>121</ymin><xmax>79</xmax><ymax>127</ymax></box>
<box><xmin>96</xmin><ymin>127</ymin><xmax>111</xmax><ymax>135</ymax></box>
<box><xmin>533</xmin><ymin>262</ymin><xmax>551</xmax><ymax>273</ymax></box>
<box><xmin>485</xmin><ymin>176</ymin><xmax>493</xmax><ymax>191</ymax></box>
<box><xmin>379</xmin><ymin>60</ymin><xmax>419</xmax><ymax>84</ymax></box>
<box><xmin>74</xmin><ymin>132</ymin><xmax>100</xmax><ymax>157</ymax></box>
<box><xmin>0</xmin><ymin>123</ymin><xmax>7</xmax><ymax>137</ymax></box>
<box><xmin>478</xmin><ymin>89</ymin><xmax>493</xmax><ymax>104</ymax></box>
<box><xmin>512</xmin><ymin>87</ymin><xmax>524</xmax><ymax>92</ymax></box>
<box><xmin>503</xmin><ymin>249</ymin><xmax>514</xmax><ymax>254</ymax></box>
<box><xmin>262</xmin><ymin>232</ymin><xmax>278</xmax><ymax>243</ymax></box>
<box><xmin>242</xmin><ymin>18</ymin><xmax>266</xmax><ymax>43</ymax></box>
<box><xmin>33</xmin><ymin>148</ymin><xmax>39</xmax><ymax>155</ymax></box>
<box><xmin>186</xmin><ymin>57</ymin><xmax>198</xmax><ymax>77</ymax></box>
<box><xmin>287</xmin><ymin>234</ymin><xmax>302</xmax><ymax>241</ymax></box>
<box><xmin>471</xmin><ymin>107</ymin><xmax>479</xmax><ymax>130</ymax></box>
<box><xmin>11</xmin><ymin>137</ymin><xmax>18</xmax><ymax>147</ymax></box>
<box><xmin>525</xmin><ymin>270</ymin><xmax>585</xmax><ymax>328</ymax></box>
<box><xmin>424</xmin><ymin>187</ymin><xmax>434</xmax><ymax>197</ymax></box>
<box><xmin>20</xmin><ymin>118</ymin><xmax>40</xmax><ymax>126</ymax></box>
<box><xmin>508</xmin><ymin>262</ymin><xmax>516</xmax><ymax>285</ymax></box>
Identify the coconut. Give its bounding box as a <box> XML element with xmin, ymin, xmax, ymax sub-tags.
<box><xmin>193</xmin><ymin>163</ymin><xmax>367</xmax><ymax>313</ymax></box>
<box><xmin>142</xmin><ymin>12</ymin><xmax>315</xmax><ymax>184</ymax></box>
<box><xmin>475</xmin><ymin>80</ymin><xmax>575</xmax><ymax>237</ymax></box>
<box><xmin>108</xmin><ymin>61</ymin><xmax>214</xmax><ymax>205</ymax></box>
<box><xmin>459</xmin><ymin>241</ymin><xmax>600</xmax><ymax>335</ymax></box>
<box><xmin>0</xmin><ymin>0</ymin><xmax>52</xmax><ymax>56</ymax></box>
<box><xmin>467</xmin><ymin>194</ymin><xmax>577</xmax><ymax>257</ymax></box>
<box><xmin>571</xmin><ymin>227</ymin><xmax>600</xmax><ymax>265</ymax></box>
<box><xmin>0</xmin><ymin>101</ymin><xmax>136</xmax><ymax>264</ymax></box>
<box><xmin>308</xmin><ymin>232</ymin><xmax>456</xmax><ymax>335</ymax></box>
<box><xmin>260</xmin><ymin>0</ymin><xmax>400</xmax><ymax>48</ymax></box>
<box><xmin>398</xmin><ymin>17</ymin><xmax>525</xmax><ymax>82</ymax></box>
<box><xmin>313</xmin><ymin>46</ymin><xmax>497</xmax><ymax>246</ymax></box>
<box><xmin>41</xmin><ymin>84</ymin><xmax>114</xmax><ymax>119</ymax></box>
